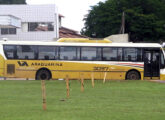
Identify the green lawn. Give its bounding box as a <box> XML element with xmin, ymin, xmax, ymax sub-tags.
<box><xmin>0</xmin><ymin>80</ymin><xmax>165</xmax><ymax>120</ymax></box>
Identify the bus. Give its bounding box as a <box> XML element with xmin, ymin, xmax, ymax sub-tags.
<box><xmin>0</xmin><ymin>41</ymin><xmax>165</xmax><ymax>80</ymax></box>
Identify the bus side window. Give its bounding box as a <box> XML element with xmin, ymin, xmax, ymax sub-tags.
<box><xmin>137</xmin><ymin>48</ymin><xmax>142</xmax><ymax>61</ymax></box>
<box><xmin>59</xmin><ymin>47</ymin><xmax>78</xmax><ymax>60</ymax></box>
<box><xmin>103</xmin><ymin>47</ymin><xmax>118</xmax><ymax>61</ymax></box>
<box><xmin>128</xmin><ymin>55</ymin><xmax>132</xmax><ymax>61</ymax></box>
<box><xmin>38</xmin><ymin>46</ymin><xmax>57</xmax><ymax>60</ymax></box>
<box><xmin>44</xmin><ymin>56</ymin><xmax>49</xmax><ymax>60</ymax></box>
<box><xmin>3</xmin><ymin>45</ymin><xmax>16</xmax><ymax>59</ymax></box>
<box><xmin>81</xmin><ymin>47</ymin><xmax>99</xmax><ymax>61</ymax></box>
<box><xmin>17</xmin><ymin>45</ymin><xmax>36</xmax><ymax>60</ymax></box>
<box><xmin>117</xmin><ymin>48</ymin><xmax>123</xmax><ymax>61</ymax></box>
<box><xmin>123</xmin><ymin>48</ymin><xmax>142</xmax><ymax>61</ymax></box>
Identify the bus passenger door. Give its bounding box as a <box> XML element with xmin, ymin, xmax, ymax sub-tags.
<box><xmin>144</xmin><ymin>49</ymin><xmax>160</xmax><ymax>79</ymax></box>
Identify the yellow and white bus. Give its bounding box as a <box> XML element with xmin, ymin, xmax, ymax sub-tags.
<box><xmin>0</xmin><ymin>41</ymin><xmax>165</xmax><ymax>80</ymax></box>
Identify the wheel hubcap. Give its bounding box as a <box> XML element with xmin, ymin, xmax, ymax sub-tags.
<box><xmin>130</xmin><ymin>74</ymin><xmax>137</xmax><ymax>79</ymax></box>
<box><xmin>41</xmin><ymin>74</ymin><xmax>47</xmax><ymax>80</ymax></box>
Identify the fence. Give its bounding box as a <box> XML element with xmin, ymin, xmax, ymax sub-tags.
<box><xmin>41</xmin><ymin>71</ymin><xmax>108</xmax><ymax>110</ymax></box>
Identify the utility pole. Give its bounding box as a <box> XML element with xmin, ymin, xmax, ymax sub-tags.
<box><xmin>119</xmin><ymin>12</ymin><xmax>125</xmax><ymax>34</ymax></box>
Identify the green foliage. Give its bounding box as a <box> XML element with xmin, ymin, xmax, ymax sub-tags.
<box><xmin>0</xmin><ymin>0</ymin><xmax>26</xmax><ymax>4</ymax></box>
<box><xmin>1</xmin><ymin>80</ymin><xmax>165</xmax><ymax>120</ymax></box>
<box><xmin>81</xmin><ymin>0</ymin><xmax>165</xmax><ymax>42</ymax></box>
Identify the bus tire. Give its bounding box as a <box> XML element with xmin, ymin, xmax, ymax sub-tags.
<box><xmin>126</xmin><ymin>70</ymin><xmax>140</xmax><ymax>80</ymax></box>
<box><xmin>36</xmin><ymin>69</ymin><xmax>51</xmax><ymax>80</ymax></box>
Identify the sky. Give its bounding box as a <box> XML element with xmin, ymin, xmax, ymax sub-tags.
<box><xmin>26</xmin><ymin>0</ymin><xmax>105</xmax><ymax>32</ymax></box>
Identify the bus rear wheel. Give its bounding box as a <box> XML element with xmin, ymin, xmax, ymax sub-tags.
<box><xmin>126</xmin><ymin>70</ymin><xmax>140</xmax><ymax>80</ymax></box>
<box><xmin>36</xmin><ymin>69</ymin><xmax>51</xmax><ymax>80</ymax></box>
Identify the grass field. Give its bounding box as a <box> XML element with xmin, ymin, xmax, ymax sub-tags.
<box><xmin>0</xmin><ymin>80</ymin><xmax>165</xmax><ymax>120</ymax></box>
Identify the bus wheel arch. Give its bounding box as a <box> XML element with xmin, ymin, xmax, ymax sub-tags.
<box><xmin>35</xmin><ymin>68</ymin><xmax>52</xmax><ymax>80</ymax></box>
<box><xmin>126</xmin><ymin>69</ymin><xmax>141</xmax><ymax>80</ymax></box>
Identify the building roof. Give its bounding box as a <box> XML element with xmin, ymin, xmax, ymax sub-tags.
<box><xmin>59</xmin><ymin>27</ymin><xmax>87</xmax><ymax>38</ymax></box>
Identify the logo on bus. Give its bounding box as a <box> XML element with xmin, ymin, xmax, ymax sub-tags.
<box><xmin>17</xmin><ymin>61</ymin><xmax>29</xmax><ymax>66</ymax></box>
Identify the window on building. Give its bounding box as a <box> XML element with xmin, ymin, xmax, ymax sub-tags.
<box><xmin>1</xmin><ymin>28</ymin><xmax>16</xmax><ymax>35</ymax></box>
<box><xmin>28</xmin><ymin>22</ymin><xmax>54</xmax><ymax>31</ymax></box>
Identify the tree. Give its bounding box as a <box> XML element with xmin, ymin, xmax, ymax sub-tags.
<box><xmin>0</xmin><ymin>0</ymin><xmax>26</xmax><ymax>4</ymax></box>
<box><xmin>81</xmin><ymin>0</ymin><xmax>165</xmax><ymax>42</ymax></box>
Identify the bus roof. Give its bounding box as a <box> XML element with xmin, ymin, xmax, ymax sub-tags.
<box><xmin>57</xmin><ymin>38</ymin><xmax>112</xmax><ymax>43</ymax></box>
<box><xmin>0</xmin><ymin>40</ymin><xmax>162</xmax><ymax>48</ymax></box>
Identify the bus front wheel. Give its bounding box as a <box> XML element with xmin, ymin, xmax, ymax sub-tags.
<box><xmin>126</xmin><ymin>70</ymin><xmax>140</xmax><ymax>80</ymax></box>
<box><xmin>36</xmin><ymin>69</ymin><xmax>51</xmax><ymax>80</ymax></box>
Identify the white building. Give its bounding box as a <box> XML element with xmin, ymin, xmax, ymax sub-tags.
<box><xmin>0</xmin><ymin>4</ymin><xmax>59</xmax><ymax>41</ymax></box>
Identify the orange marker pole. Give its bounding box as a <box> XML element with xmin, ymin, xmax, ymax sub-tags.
<box><xmin>91</xmin><ymin>72</ymin><xmax>94</xmax><ymax>88</ymax></box>
<box><xmin>81</xmin><ymin>73</ymin><xmax>84</xmax><ymax>92</ymax></box>
<box><xmin>103</xmin><ymin>72</ymin><xmax>107</xmax><ymax>83</ymax></box>
<box><xmin>41</xmin><ymin>80</ymin><xmax>47</xmax><ymax>110</ymax></box>
<box><xmin>66</xmin><ymin>75</ymin><xmax>70</xmax><ymax>98</ymax></box>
